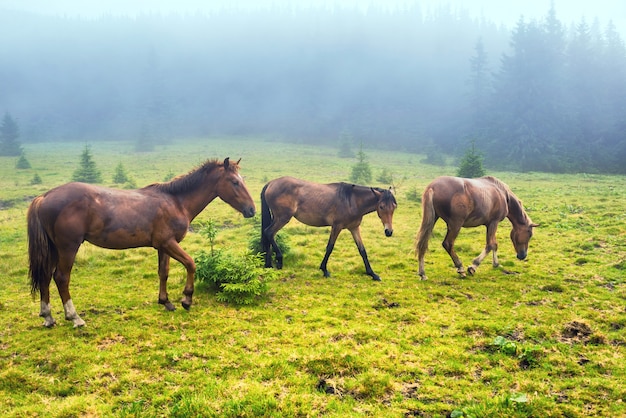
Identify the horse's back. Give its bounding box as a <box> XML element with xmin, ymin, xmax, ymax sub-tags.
<box><xmin>264</xmin><ymin>176</ymin><xmax>340</xmax><ymax>227</ymax></box>
<box><xmin>426</xmin><ymin>176</ymin><xmax>507</xmax><ymax>227</ymax></box>
<box><xmin>34</xmin><ymin>182</ymin><xmax>180</xmax><ymax>248</ymax></box>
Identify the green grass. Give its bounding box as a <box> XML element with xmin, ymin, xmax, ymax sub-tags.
<box><xmin>1</xmin><ymin>138</ymin><xmax>625</xmax><ymax>417</ymax></box>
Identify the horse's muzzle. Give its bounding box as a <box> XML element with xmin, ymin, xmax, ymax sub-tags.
<box><xmin>243</xmin><ymin>207</ymin><xmax>256</xmax><ymax>218</ymax></box>
<box><xmin>385</xmin><ymin>229</ymin><xmax>393</xmax><ymax>237</ymax></box>
<box><xmin>517</xmin><ymin>251</ymin><xmax>527</xmax><ymax>260</ymax></box>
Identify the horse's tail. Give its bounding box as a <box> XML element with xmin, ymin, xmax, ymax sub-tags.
<box><xmin>415</xmin><ymin>187</ymin><xmax>436</xmax><ymax>256</ymax></box>
<box><xmin>260</xmin><ymin>183</ymin><xmax>272</xmax><ymax>253</ymax></box>
<box><xmin>27</xmin><ymin>197</ymin><xmax>57</xmax><ymax>295</ymax></box>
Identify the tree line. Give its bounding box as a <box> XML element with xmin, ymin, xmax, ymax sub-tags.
<box><xmin>0</xmin><ymin>5</ymin><xmax>624</xmax><ymax>173</ymax></box>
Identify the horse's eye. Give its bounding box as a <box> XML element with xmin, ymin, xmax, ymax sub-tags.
<box><xmin>232</xmin><ymin>180</ymin><xmax>239</xmax><ymax>186</ymax></box>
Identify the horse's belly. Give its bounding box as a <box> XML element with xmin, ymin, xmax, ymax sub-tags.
<box><xmin>85</xmin><ymin>229</ymin><xmax>152</xmax><ymax>249</ymax></box>
<box><xmin>294</xmin><ymin>212</ymin><xmax>330</xmax><ymax>227</ymax></box>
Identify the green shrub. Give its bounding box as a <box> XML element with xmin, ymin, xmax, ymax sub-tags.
<box><xmin>194</xmin><ymin>250</ymin><xmax>276</xmax><ymax>305</ymax></box>
<box><xmin>194</xmin><ymin>218</ymin><xmax>278</xmax><ymax>305</ymax></box>
<box><xmin>376</xmin><ymin>168</ymin><xmax>393</xmax><ymax>184</ymax></box>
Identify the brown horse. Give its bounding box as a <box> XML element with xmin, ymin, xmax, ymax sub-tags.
<box><xmin>261</xmin><ymin>177</ymin><xmax>397</xmax><ymax>281</ymax></box>
<box><xmin>415</xmin><ymin>176</ymin><xmax>538</xmax><ymax>280</ymax></box>
<box><xmin>28</xmin><ymin>158</ymin><xmax>255</xmax><ymax>327</ymax></box>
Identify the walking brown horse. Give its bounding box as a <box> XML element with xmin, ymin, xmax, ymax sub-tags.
<box><xmin>261</xmin><ymin>177</ymin><xmax>397</xmax><ymax>281</ymax></box>
<box><xmin>28</xmin><ymin>158</ymin><xmax>255</xmax><ymax>327</ymax></box>
<box><xmin>415</xmin><ymin>176</ymin><xmax>538</xmax><ymax>280</ymax></box>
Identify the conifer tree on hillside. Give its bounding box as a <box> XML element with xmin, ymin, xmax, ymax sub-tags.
<box><xmin>72</xmin><ymin>146</ymin><xmax>102</xmax><ymax>183</ymax></box>
<box><xmin>0</xmin><ymin>112</ymin><xmax>22</xmax><ymax>156</ymax></box>
<box><xmin>350</xmin><ymin>144</ymin><xmax>372</xmax><ymax>184</ymax></box>
<box><xmin>457</xmin><ymin>141</ymin><xmax>486</xmax><ymax>178</ymax></box>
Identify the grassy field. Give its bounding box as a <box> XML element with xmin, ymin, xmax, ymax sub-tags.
<box><xmin>1</xmin><ymin>137</ymin><xmax>625</xmax><ymax>417</ymax></box>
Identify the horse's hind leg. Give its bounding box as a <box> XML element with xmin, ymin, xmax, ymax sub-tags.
<box><xmin>54</xmin><ymin>247</ymin><xmax>86</xmax><ymax>327</ymax></box>
<box><xmin>39</xmin><ymin>275</ymin><xmax>56</xmax><ymax>327</ymax></box>
<box><xmin>263</xmin><ymin>216</ymin><xmax>291</xmax><ymax>269</ymax></box>
<box><xmin>157</xmin><ymin>250</ymin><xmax>176</xmax><ymax>311</ymax></box>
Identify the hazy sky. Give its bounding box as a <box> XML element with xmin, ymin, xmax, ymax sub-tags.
<box><xmin>2</xmin><ymin>0</ymin><xmax>625</xmax><ymax>34</ymax></box>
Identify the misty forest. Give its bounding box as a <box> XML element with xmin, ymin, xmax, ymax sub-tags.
<box><xmin>1</xmin><ymin>4</ymin><xmax>625</xmax><ymax>173</ymax></box>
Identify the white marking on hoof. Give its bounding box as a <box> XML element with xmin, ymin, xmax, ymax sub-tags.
<box><xmin>63</xmin><ymin>300</ymin><xmax>86</xmax><ymax>328</ymax></box>
<box><xmin>40</xmin><ymin>301</ymin><xmax>56</xmax><ymax>327</ymax></box>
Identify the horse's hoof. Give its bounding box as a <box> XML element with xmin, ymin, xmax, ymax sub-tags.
<box><xmin>181</xmin><ymin>301</ymin><xmax>191</xmax><ymax>311</ymax></box>
<box><xmin>371</xmin><ymin>275</ymin><xmax>381</xmax><ymax>281</ymax></box>
<box><xmin>43</xmin><ymin>320</ymin><xmax>56</xmax><ymax>328</ymax></box>
<box><xmin>73</xmin><ymin>319</ymin><xmax>86</xmax><ymax>328</ymax></box>
<box><xmin>468</xmin><ymin>266</ymin><xmax>476</xmax><ymax>275</ymax></box>
<box><xmin>419</xmin><ymin>274</ymin><xmax>428</xmax><ymax>281</ymax></box>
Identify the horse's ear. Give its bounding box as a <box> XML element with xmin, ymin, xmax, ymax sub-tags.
<box><xmin>224</xmin><ymin>157</ymin><xmax>230</xmax><ymax>169</ymax></box>
<box><xmin>236</xmin><ymin>158</ymin><xmax>241</xmax><ymax>165</ymax></box>
<box><xmin>531</xmin><ymin>223</ymin><xmax>540</xmax><ymax>228</ymax></box>
<box><xmin>371</xmin><ymin>187</ymin><xmax>381</xmax><ymax>197</ymax></box>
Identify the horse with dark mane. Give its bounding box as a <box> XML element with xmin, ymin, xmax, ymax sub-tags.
<box><xmin>28</xmin><ymin>158</ymin><xmax>255</xmax><ymax>327</ymax></box>
<box><xmin>261</xmin><ymin>176</ymin><xmax>397</xmax><ymax>281</ymax></box>
<box><xmin>415</xmin><ymin>176</ymin><xmax>538</xmax><ymax>280</ymax></box>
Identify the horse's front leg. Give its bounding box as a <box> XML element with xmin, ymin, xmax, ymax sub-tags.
<box><xmin>157</xmin><ymin>250</ymin><xmax>176</xmax><ymax>311</ymax></box>
<box><xmin>442</xmin><ymin>226</ymin><xmax>465</xmax><ymax>277</ymax></box>
<box><xmin>349</xmin><ymin>226</ymin><xmax>380</xmax><ymax>281</ymax></box>
<box><xmin>162</xmin><ymin>241</ymin><xmax>196</xmax><ymax>310</ymax></box>
<box><xmin>469</xmin><ymin>224</ymin><xmax>499</xmax><ymax>275</ymax></box>
<box><xmin>320</xmin><ymin>227</ymin><xmax>342</xmax><ymax>278</ymax></box>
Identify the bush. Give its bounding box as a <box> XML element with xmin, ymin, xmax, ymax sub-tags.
<box><xmin>194</xmin><ymin>250</ymin><xmax>276</xmax><ymax>305</ymax></box>
<box><xmin>194</xmin><ymin>218</ymin><xmax>278</xmax><ymax>305</ymax></box>
<box><xmin>376</xmin><ymin>168</ymin><xmax>393</xmax><ymax>184</ymax></box>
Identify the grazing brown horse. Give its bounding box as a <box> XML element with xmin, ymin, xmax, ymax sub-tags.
<box><xmin>261</xmin><ymin>177</ymin><xmax>397</xmax><ymax>281</ymax></box>
<box><xmin>28</xmin><ymin>158</ymin><xmax>255</xmax><ymax>327</ymax></box>
<box><xmin>415</xmin><ymin>176</ymin><xmax>538</xmax><ymax>280</ymax></box>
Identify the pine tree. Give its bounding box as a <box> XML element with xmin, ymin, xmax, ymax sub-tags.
<box><xmin>350</xmin><ymin>144</ymin><xmax>372</xmax><ymax>184</ymax></box>
<box><xmin>16</xmin><ymin>153</ymin><xmax>31</xmax><ymax>169</ymax></box>
<box><xmin>457</xmin><ymin>141</ymin><xmax>486</xmax><ymax>178</ymax></box>
<box><xmin>112</xmin><ymin>162</ymin><xmax>130</xmax><ymax>184</ymax></box>
<box><xmin>0</xmin><ymin>112</ymin><xmax>22</xmax><ymax>156</ymax></box>
<box><xmin>72</xmin><ymin>146</ymin><xmax>102</xmax><ymax>183</ymax></box>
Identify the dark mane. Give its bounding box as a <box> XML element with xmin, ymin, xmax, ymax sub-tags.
<box><xmin>375</xmin><ymin>187</ymin><xmax>397</xmax><ymax>205</ymax></box>
<box><xmin>337</xmin><ymin>182</ymin><xmax>356</xmax><ymax>204</ymax></box>
<box><xmin>336</xmin><ymin>184</ymin><xmax>397</xmax><ymax>207</ymax></box>
<box><xmin>145</xmin><ymin>159</ymin><xmax>222</xmax><ymax>195</ymax></box>
<box><xmin>482</xmin><ymin>176</ymin><xmax>529</xmax><ymax>226</ymax></box>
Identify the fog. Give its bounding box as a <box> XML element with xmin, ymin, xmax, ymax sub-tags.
<box><xmin>1</xmin><ymin>1</ymin><xmax>625</xmax><ymax>172</ymax></box>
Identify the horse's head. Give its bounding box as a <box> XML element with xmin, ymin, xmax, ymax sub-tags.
<box><xmin>372</xmin><ymin>188</ymin><xmax>397</xmax><ymax>237</ymax></box>
<box><xmin>510</xmin><ymin>222</ymin><xmax>539</xmax><ymax>260</ymax></box>
<box><xmin>217</xmin><ymin>158</ymin><xmax>256</xmax><ymax>218</ymax></box>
